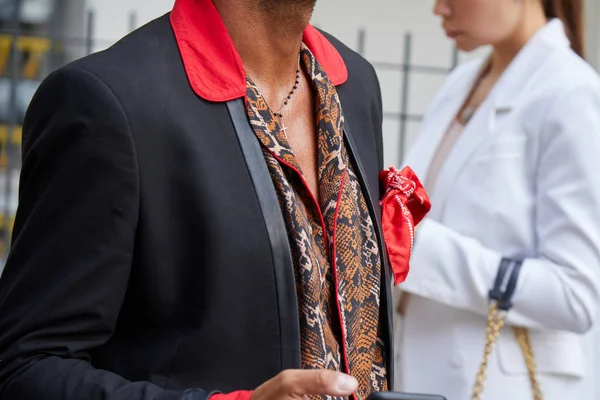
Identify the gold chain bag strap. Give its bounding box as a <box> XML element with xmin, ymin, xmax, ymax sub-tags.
<box><xmin>471</xmin><ymin>258</ymin><xmax>543</xmax><ymax>400</ymax></box>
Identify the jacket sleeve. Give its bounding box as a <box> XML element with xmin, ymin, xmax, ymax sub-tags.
<box><xmin>0</xmin><ymin>66</ymin><xmax>209</xmax><ymax>400</ymax></box>
<box><xmin>401</xmin><ymin>84</ymin><xmax>600</xmax><ymax>334</ymax></box>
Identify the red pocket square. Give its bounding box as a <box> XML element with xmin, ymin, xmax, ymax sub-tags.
<box><xmin>379</xmin><ymin>166</ymin><xmax>431</xmax><ymax>285</ymax></box>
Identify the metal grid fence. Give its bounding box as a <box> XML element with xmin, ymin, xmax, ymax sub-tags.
<box><xmin>355</xmin><ymin>29</ymin><xmax>459</xmax><ymax>162</ymax></box>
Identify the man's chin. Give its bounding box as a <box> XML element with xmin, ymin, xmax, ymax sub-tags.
<box><xmin>258</xmin><ymin>0</ymin><xmax>317</xmax><ymax>23</ymax></box>
<box><xmin>259</xmin><ymin>0</ymin><xmax>317</xmax><ymax>10</ymax></box>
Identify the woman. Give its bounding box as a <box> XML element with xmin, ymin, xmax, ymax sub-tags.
<box><xmin>396</xmin><ymin>0</ymin><xmax>600</xmax><ymax>399</ymax></box>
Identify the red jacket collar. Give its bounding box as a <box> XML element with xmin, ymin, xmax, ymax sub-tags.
<box><xmin>170</xmin><ymin>0</ymin><xmax>348</xmax><ymax>102</ymax></box>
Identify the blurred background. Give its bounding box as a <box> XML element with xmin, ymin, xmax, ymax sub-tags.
<box><xmin>0</xmin><ymin>0</ymin><xmax>599</xmax><ymax>265</ymax></box>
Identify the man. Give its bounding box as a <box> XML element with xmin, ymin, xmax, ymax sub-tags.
<box><xmin>0</xmin><ymin>0</ymin><xmax>401</xmax><ymax>399</ymax></box>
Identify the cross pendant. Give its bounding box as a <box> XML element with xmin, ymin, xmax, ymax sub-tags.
<box><xmin>279</xmin><ymin>116</ymin><xmax>289</xmax><ymax>135</ymax></box>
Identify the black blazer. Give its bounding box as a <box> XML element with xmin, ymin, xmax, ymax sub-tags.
<box><xmin>0</xmin><ymin>13</ymin><xmax>392</xmax><ymax>400</ymax></box>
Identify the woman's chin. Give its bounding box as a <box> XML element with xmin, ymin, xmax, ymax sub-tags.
<box><xmin>455</xmin><ymin>40</ymin><xmax>481</xmax><ymax>53</ymax></box>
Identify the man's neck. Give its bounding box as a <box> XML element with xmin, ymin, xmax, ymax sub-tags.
<box><xmin>213</xmin><ymin>0</ymin><xmax>315</xmax><ymax>90</ymax></box>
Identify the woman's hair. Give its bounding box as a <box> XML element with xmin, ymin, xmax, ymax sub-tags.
<box><xmin>542</xmin><ymin>0</ymin><xmax>585</xmax><ymax>58</ymax></box>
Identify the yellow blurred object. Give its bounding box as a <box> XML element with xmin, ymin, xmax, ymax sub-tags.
<box><xmin>0</xmin><ymin>151</ymin><xmax>7</xmax><ymax>170</ymax></box>
<box><xmin>11</xmin><ymin>126</ymin><xmax>22</xmax><ymax>145</ymax></box>
<box><xmin>0</xmin><ymin>125</ymin><xmax>23</xmax><ymax>146</ymax></box>
<box><xmin>0</xmin><ymin>35</ymin><xmax>51</xmax><ymax>78</ymax></box>
<box><xmin>0</xmin><ymin>36</ymin><xmax>11</xmax><ymax>77</ymax></box>
<box><xmin>0</xmin><ymin>125</ymin><xmax>6</xmax><ymax>145</ymax></box>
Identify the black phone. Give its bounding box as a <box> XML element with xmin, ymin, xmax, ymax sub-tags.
<box><xmin>366</xmin><ymin>391</ymin><xmax>447</xmax><ymax>400</ymax></box>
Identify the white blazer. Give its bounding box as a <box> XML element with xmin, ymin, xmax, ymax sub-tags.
<box><xmin>396</xmin><ymin>20</ymin><xmax>600</xmax><ymax>400</ymax></box>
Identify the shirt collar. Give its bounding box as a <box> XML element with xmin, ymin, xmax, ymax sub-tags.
<box><xmin>170</xmin><ymin>0</ymin><xmax>349</xmax><ymax>103</ymax></box>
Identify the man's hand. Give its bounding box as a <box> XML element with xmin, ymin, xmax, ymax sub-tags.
<box><xmin>251</xmin><ymin>370</ymin><xmax>358</xmax><ymax>400</ymax></box>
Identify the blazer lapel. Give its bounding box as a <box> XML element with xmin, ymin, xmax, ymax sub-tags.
<box><xmin>405</xmin><ymin>58</ymin><xmax>486</xmax><ymax>181</ymax></box>
<box><xmin>429</xmin><ymin>19</ymin><xmax>570</xmax><ymax>218</ymax></box>
<box><xmin>404</xmin><ymin>60</ymin><xmax>485</xmax><ymax>218</ymax></box>
<box><xmin>226</xmin><ymin>99</ymin><xmax>301</xmax><ymax>369</ymax></box>
<box><xmin>492</xmin><ymin>19</ymin><xmax>570</xmax><ymax>110</ymax></box>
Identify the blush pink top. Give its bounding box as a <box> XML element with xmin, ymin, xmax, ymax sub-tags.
<box><xmin>424</xmin><ymin>119</ymin><xmax>465</xmax><ymax>194</ymax></box>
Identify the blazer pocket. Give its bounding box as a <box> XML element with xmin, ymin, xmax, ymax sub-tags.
<box><xmin>470</xmin><ymin>137</ymin><xmax>526</xmax><ymax>164</ymax></box>
<box><xmin>497</xmin><ymin>329</ymin><xmax>585</xmax><ymax>378</ymax></box>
